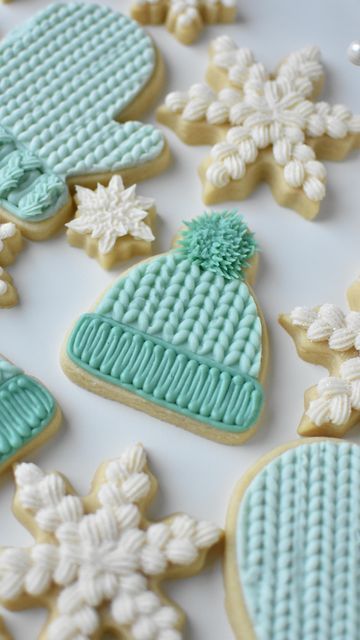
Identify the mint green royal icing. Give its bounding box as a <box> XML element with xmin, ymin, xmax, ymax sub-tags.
<box><xmin>0</xmin><ymin>358</ymin><xmax>22</xmax><ymax>384</ymax></box>
<box><xmin>0</xmin><ymin>3</ymin><xmax>165</xmax><ymax>222</ymax></box>
<box><xmin>179</xmin><ymin>211</ymin><xmax>257</xmax><ymax>280</ymax></box>
<box><xmin>97</xmin><ymin>252</ymin><xmax>263</xmax><ymax>377</ymax></box>
<box><xmin>66</xmin><ymin>211</ymin><xmax>265</xmax><ymax>434</ymax></box>
<box><xmin>236</xmin><ymin>441</ymin><xmax>360</xmax><ymax>639</ymax></box>
<box><xmin>0</xmin><ymin>357</ymin><xmax>56</xmax><ymax>463</ymax></box>
<box><xmin>68</xmin><ymin>314</ymin><xmax>263</xmax><ymax>432</ymax></box>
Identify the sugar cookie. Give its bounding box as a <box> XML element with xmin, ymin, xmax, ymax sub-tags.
<box><xmin>0</xmin><ymin>223</ymin><xmax>22</xmax><ymax>268</ymax></box>
<box><xmin>0</xmin><ymin>222</ymin><xmax>23</xmax><ymax>308</ymax></box>
<box><xmin>62</xmin><ymin>211</ymin><xmax>268</xmax><ymax>444</ymax></box>
<box><xmin>0</xmin><ymin>356</ymin><xmax>61</xmax><ymax>473</ymax></box>
<box><xmin>0</xmin><ymin>619</ymin><xmax>10</xmax><ymax>640</ymax></box>
<box><xmin>131</xmin><ymin>0</ymin><xmax>236</xmax><ymax>45</ymax></box>
<box><xmin>226</xmin><ymin>438</ymin><xmax>360</xmax><ymax>640</ymax></box>
<box><xmin>280</xmin><ymin>277</ymin><xmax>360</xmax><ymax>437</ymax></box>
<box><xmin>158</xmin><ymin>36</ymin><xmax>360</xmax><ymax>219</ymax></box>
<box><xmin>0</xmin><ymin>3</ymin><xmax>169</xmax><ymax>240</ymax></box>
<box><xmin>66</xmin><ymin>176</ymin><xmax>156</xmax><ymax>269</ymax></box>
<box><xmin>0</xmin><ymin>443</ymin><xmax>222</xmax><ymax>639</ymax></box>
<box><xmin>0</xmin><ymin>268</ymin><xmax>17</xmax><ymax>308</ymax></box>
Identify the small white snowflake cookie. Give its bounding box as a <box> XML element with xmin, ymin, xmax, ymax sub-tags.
<box><xmin>280</xmin><ymin>277</ymin><xmax>360</xmax><ymax>437</ymax></box>
<box><xmin>131</xmin><ymin>0</ymin><xmax>236</xmax><ymax>46</ymax></box>
<box><xmin>158</xmin><ymin>36</ymin><xmax>360</xmax><ymax>219</ymax></box>
<box><xmin>0</xmin><ymin>443</ymin><xmax>222</xmax><ymax>639</ymax></box>
<box><xmin>66</xmin><ymin>176</ymin><xmax>156</xmax><ymax>269</ymax></box>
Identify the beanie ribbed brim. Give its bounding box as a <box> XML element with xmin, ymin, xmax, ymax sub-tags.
<box><xmin>67</xmin><ymin>314</ymin><xmax>263</xmax><ymax>434</ymax></box>
<box><xmin>0</xmin><ymin>373</ymin><xmax>56</xmax><ymax>462</ymax></box>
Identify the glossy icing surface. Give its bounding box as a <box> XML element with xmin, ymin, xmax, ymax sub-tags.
<box><xmin>237</xmin><ymin>441</ymin><xmax>360</xmax><ymax>639</ymax></box>
<box><xmin>68</xmin><ymin>314</ymin><xmax>264</xmax><ymax>432</ymax></box>
<box><xmin>0</xmin><ymin>357</ymin><xmax>56</xmax><ymax>463</ymax></box>
<box><xmin>0</xmin><ymin>3</ymin><xmax>165</xmax><ymax>221</ymax></box>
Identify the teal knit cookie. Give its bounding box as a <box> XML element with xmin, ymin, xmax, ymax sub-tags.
<box><xmin>63</xmin><ymin>211</ymin><xmax>267</xmax><ymax>444</ymax></box>
<box><xmin>226</xmin><ymin>439</ymin><xmax>360</xmax><ymax>640</ymax></box>
<box><xmin>0</xmin><ymin>356</ymin><xmax>61</xmax><ymax>472</ymax></box>
<box><xmin>0</xmin><ymin>3</ymin><xmax>166</xmax><ymax>238</ymax></box>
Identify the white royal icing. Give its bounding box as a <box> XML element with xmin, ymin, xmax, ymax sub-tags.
<box><xmin>0</xmin><ymin>444</ymin><xmax>221</xmax><ymax>640</ymax></box>
<box><xmin>0</xmin><ymin>267</ymin><xmax>8</xmax><ymax>296</ymax></box>
<box><xmin>165</xmin><ymin>37</ymin><xmax>360</xmax><ymax>200</ymax></box>
<box><xmin>307</xmin><ymin>357</ymin><xmax>360</xmax><ymax>426</ymax></box>
<box><xmin>290</xmin><ymin>304</ymin><xmax>360</xmax><ymax>352</ymax></box>
<box><xmin>66</xmin><ymin>176</ymin><xmax>155</xmax><ymax>255</ymax></box>
<box><xmin>0</xmin><ymin>223</ymin><xmax>16</xmax><ymax>253</ymax></box>
<box><xmin>134</xmin><ymin>0</ymin><xmax>236</xmax><ymax>31</ymax></box>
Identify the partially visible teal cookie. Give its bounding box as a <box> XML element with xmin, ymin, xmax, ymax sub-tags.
<box><xmin>0</xmin><ymin>356</ymin><xmax>61</xmax><ymax>473</ymax></box>
<box><xmin>0</xmin><ymin>3</ymin><xmax>167</xmax><ymax>239</ymax></box>
<box><xmin>226</xmin><ymin>439</ymin><xmax>360</xmax><ymax>639</ymax></box>
<box><xmin>62</xmin><ymin>211</ymin><xmax>268</xmax><ymax>444</ymax></box>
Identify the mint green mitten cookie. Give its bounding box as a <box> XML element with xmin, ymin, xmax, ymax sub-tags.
<box><xmin>226</xmin><ymin>439</ymin><xmax>360</xmax><ymax>639</ymax></box>
<box><xmin>0</xmin><ymin>3</ymin><xmax>167</xmax><ymax>239</ymax></box>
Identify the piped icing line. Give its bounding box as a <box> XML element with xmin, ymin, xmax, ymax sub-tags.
<box><xmin>0</xmin><ymin>268</ymin><xmax>8</xmax><ymax>297</ymax></box>
<box><xmin>290</xmin><ymin>303</ymin><xmax>360</xmax><ymax>352</ymax></box>
<box><xmin>0</xmin><ymin>443</ymin><xmax>222</xmax><ymax>639</ymax></box>
<box><xmin>68</xmin><ymin>314</ymin><xmax>264</xmax><ymax>433</ymax></box>
<box><xmin>307</xmin><ymin>357</ymin><xmax>360</xmax><ymax>426</ymax></box>
<box><xmin>0</xmin><ymin>3</ymin><xmax>167</xmax><ymax>236</ymax></box>
<box><xmin>227</xmin><ymin>439</ymin><xmax>360</xmax><ymax>640</ymax></box>
<box><xmin>281</xmin><ymin>280</ymin><xmax>360</xmax><ymax>436</ymax></box>
<box><xmin>0</xmin><ymin>221</ymin><xmax>23</xmax><ymax>268</ymax></box>
<box><xmin>131</xmin><ymin>0</ymin><xmax>237</xmax><ymax>45</ymax></box>
<box><xmin>0</xmin><ymin>267</ymin><xmax>17</xmax><ymax>308</ymax></box>
<box><xmin>0</xmin><ymin>223</ymin><xmax>16</xmax><ymax>250</ymax></box>
<box><xmin>66</xmin><ymin>176</ymin><xmax>155</xmax><ymax>255</ymax></box>
<box><xmin>158</xmin><ymin>36</ymin><xmax>360</xmax><ymax>217</ymax></box>
<box><xmin>0</xmin><ymin>355</ymin><xmax>60</xmax><ymax>469</ymax></box>
<box><xmin>63</xmin><ymin>211</ymin><xmax>267</xmax><ymax>443</ymax></box>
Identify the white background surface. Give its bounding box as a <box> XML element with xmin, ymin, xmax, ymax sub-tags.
<box><xmin>0</xmin><ymin>0</ymin><xmax>360</xmax><ymax>637</ymax></box>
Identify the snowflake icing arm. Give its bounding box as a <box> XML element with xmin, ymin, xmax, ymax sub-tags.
<box><xmin>131</xmin><ymin>0</ymin><xmax>237</xmax><ymax>46</ymax></box>
<box><xmin>279</xmin><ymin>284</ymin><xmax>360</xmax><ymax>437</ymax></box>
<box><xmin>0</xmin><ymin>444</ymin><xmax>222</xmax><ymax>640</ymax></box>
<box><xmin>0</xmin><ymin>268</ymin><xmax>18</xmax><ymax>308</ymax></box>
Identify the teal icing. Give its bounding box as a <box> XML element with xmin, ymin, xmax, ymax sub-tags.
<box><xmin>178</xmin><ymin>211</ymin><xmax>258</xmax><ymax>280</ymax></box>
<box><xmin>0</xmin><ymin>3</ymin><xmax>165</xmax><ymax>222</ymax></box>
<box><xmin>67</xmin><ymin>314</ymin><xmax>264</xmax><ymax>433</ymax></box>
<box><xmin>0</xmin><ymin>357</ymin><xmax>22</xmax><ymax>384</ymax></box>
<box><xmin>0</xmin><ymin>366</ymin><xmax>56</xmax><ymax>463</ymax></box>
<box><xmin>97</xmin><ymin>252</ymin><xmax>263</xmax><ymax>377</ymax></box>
<box><xmin>236</xmin><ymin>441</ymin><xmax>360</xmax><ymax>640</ymax></box>
<box><xmin>0</xmin><ymin>127</ymin><xmax>68</xmax><ymax>221</ymax></box>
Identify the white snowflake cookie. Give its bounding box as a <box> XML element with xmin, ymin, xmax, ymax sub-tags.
<box><xmin>0</xmin><ymin>443</ymin><xmax>222</xmax><ymax>639</ymax></box>
<box><xmin>66</xmin><ymin>176</ymin><xmax>156</xmax><ymax>269</ymax></box>
<box><xmin>158</xmin><ymin>36</ymin><xmax>360</xmax><ymax>219</ymax></box>
<box><xmin>280</xmin><ymin>277</ymin><xmax>360</xmax><ymax>437</ymax></box>
<box><xmin>131</xmin><ymin>0</ymin><xmax>236</xmax><ymax>45</ymax></box>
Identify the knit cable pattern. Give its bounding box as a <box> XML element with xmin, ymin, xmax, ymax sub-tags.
<box><xmin>97</xmin><ymin>252</ymin><xmax>262</xmax><ymax>377</ymax></box>
<box><xmin>237</xmin><ymin>441</ymin><xmax>360</xmax><ymax>640</ymax></box>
